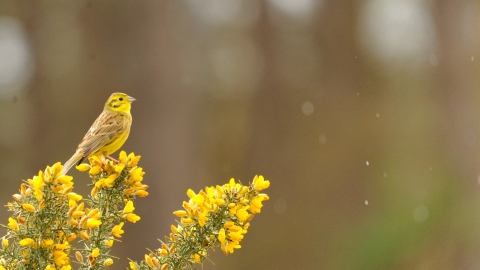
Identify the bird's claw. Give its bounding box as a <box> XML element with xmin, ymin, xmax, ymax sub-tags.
<box><xmin>107</xmin><ymin>156</ymin><xmax>119</xmax><ymax>164</ymax></box>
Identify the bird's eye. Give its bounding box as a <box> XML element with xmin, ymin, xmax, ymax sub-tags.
<box><xmin>119</xmin><ymin>97</ymin><xmax>123</xmax><ymax>101</ymax></box>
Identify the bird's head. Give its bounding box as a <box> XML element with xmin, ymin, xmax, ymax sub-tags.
<box><xmin>104</xmin><ymin>93</ymin><xmax>136</xmax><ymax>113</ymax></box>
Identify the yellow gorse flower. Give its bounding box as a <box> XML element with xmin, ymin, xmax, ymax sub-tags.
<box><xmin>1</xmin><ymin>151</ymin><xmax>268</xmax><ymax>270</ymax></box>
<box><xmin>132</xmin><ymin>175</ymin><xmax>270</xmax><ymax>269</ymax></box>
<box><xmin>29</xmin><ymin>170</ymin><xmax>45</xmax><ymax>200</ymax></box>
<box><xmin>112</xmin><ymin>222</ymin><xmax>125</xmax><ymax>238</ymax></box>
<box><xmin>123</xmin><ymin>200</ymin><xmax>141</xmax><ymax>223</ymax></box>
<box><xmin>19</xmin><ymin>238</ymin><xmax>35</xmax><ymax>247</ymax></box>
<box><xmin>2</xmin><ymin>238</ymin><xmax>9</xmax><ymax>248</ymax></box>
<box><xmin>123</xmin><ymin>200</ymin><xmax>135</xmax><ymax>213</ymax></box>
<box><xmin>40</xmin><ymin>239</ymin><xmax>54</xmax><ymax>248</ymax></box>
<box><xmin>91</xmin><ymin>248</ymin><xmax>100</xmax><ymax>258</ymax></box>
<box><xmin>105</xmin><ymin>237</ymin><xmax>114</xmax><ymax>247</ymax></box>
<box><xmin>7</xmin><ymin>217</ymin><xmax>18</xmax><ymax>231</ymax></box>
<box><xmin>21</xmin><ymin>204</ymin><xmax>35</xmax><ymax>212</ymax></box>
<box><xmin>104</xmin><ymin>258</ymin><xmax>114</xmax><ymax>266</ymax></box>
<box><xmin>1</xmin><ymin>152</ymin><xmax>148</xmax><ymax>269</ymax></box>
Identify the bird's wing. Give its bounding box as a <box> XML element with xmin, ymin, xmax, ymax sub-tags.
<box><xmin>77</xmin><ymin>110</ymin><xmax>125</xmax><ymax>157</ymax></box>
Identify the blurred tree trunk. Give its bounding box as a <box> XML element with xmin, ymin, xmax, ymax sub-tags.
<box><xmin>434</xmin><ymin>0</ymin><xmax>480</xmax><ymax>268</ymax></box>
<box><xmin>245</xmin><ymin>1</ymin><xmax>370</xmax><ymax>269</ymax></box>
<box><xmin>435</xmin><ymin>0</ymin><xmax>480</xmax><ymax>179</ymax></box>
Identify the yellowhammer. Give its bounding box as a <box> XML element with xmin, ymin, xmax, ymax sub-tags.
<box><xmin>62</xmin><ymin>92</ymin><xmax>135</xmax><ymax>175</ymax></box>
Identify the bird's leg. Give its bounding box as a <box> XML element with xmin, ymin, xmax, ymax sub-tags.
<box><xmin>105</xmin><ymin>153</ymin><xmax>119</xmax><ymax>164</ymax></box>
<box><xmin>106</xmin><ymin>156</ymin><xmax>119</xmax><ymax>163</ymax></box>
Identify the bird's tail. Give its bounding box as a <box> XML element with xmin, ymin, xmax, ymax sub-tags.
<box><xmin>62</xmin><ymin>152</ymin><xmax>84</xmax><ymax>175</ymax></box>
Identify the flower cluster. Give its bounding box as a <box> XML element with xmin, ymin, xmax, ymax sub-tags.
<box><xmin>1</xmin><ymin>162</ymin><xmax>77</xmax><ymax>269</ymax></box>
<box><xmin>0</xmin><ymin>151</ymin><xmax>148</xmax><ymax>270</ymax></box>
<box><xmin>129</xmin><ymin>175</ymin><xmax>270</xmax><ymax>270</ymax></box>
<box><xmin>70</xmin><ymin>152</ymin><xmax>147</xmax><ymax>269</ymax></box>
<box><xmin>1</xmin><ymin>150</ymin><xmax>270</xmax><ymax>270</ymax></box>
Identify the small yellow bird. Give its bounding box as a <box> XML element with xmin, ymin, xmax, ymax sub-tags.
<box><xmin>62</xmin><ymin>93</ymin><xmax>135</xmax><ymax>175</ymax></box>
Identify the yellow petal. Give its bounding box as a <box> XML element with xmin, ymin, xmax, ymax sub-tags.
<box><xmin>136</xmin><ymin>190</ymin><xmax>149</xmax><ymax>197</ymax></box>
<box><xmin>104</xmin><ymin>258</ymin><xmax>114</xmax><ymax>266</ymax></box>
<box><xmin>40</xmin><ymin>239</ymin><xmax>54</xmax><ymax>248</ymax></box>
<box><xmin>187</xmin><ymin>189</ymin><xmax>195</xmax><ymax>198</ymax></box>
<box><xmin>115</xmin><ymin>163</ymin><xmax>125</xmax><ymax>173</ymax></box>
<box><xmin>22</xmin><ymin>203</ymin><xmax>35</xmax><ymax>212</ymax></box>
<box><xmin>56</xmin><ymin>175</ymin><xmax>73</xmax><ymax>185</ymax></box>
<box><xmin>2</xmin><ymin>238</ymin><xmax>9</xmax><ymax>248</ymax></box>
<box><xmin>105</xmin><ymin>238</ymin><xmax>114</xmax><ymax>247</ymax></box>
<box><xmin>79</xmin><ymin>231</ymin><xmax>90</xmax><ymax>241</ymax></box>
<box><xmin>192</xmin><ymin>194</ymin><xmax>204</xmax><ymax>205</ymax></box>
<box><xmin>87</xmin><ymin>209</ymin><xmax>101</xmax><ymax>218</ymax></box>
<box><xmin>19</xmin><ymin>238</ymin><xmax>35</xmax><ymax>246</ymax></box>
<box><xmin>123</xmin><ymin>201</ymin><xmax>135</xmax><ymax>213</ymax></box>
<box><xmin>8</xmin><ymin>217</ymin><xmax>18</xmax><ymax>231</ymax></box>
<box><xmin>92</xmin><ymin>248</ymin><xmax>100</xmax><ymax>258</ymax></box>
<box><xmin>119</xmin><ymin>151</ymin><xmax>127</xmax><ymax>164</ymax></box>
<box><xmin>112</xmin><ymin>222</ymin><xmax>124</xmax><ymax>238</ymax></box>
<box><xmin>126</xmin><ymin>213</ymin><xmax>140</xmax><ymax>223</ymax></box>
<box><xmin>67</xmin><ymin>192</ymin><xmax>82</xmax><ymax>202</ymax></box>
<box><xmin>173</xmin><ymin>210</ymin><xmax>186</xmax><ymax>217</ymax></box>
<box><xmin>86</xmin><ymin>218</ymin><xmax>102</xmax><ymax>228</ymax></box>
<box><xmin>76</xmin><ymin>163</ymin><xmax>90</xmax><ymax>172</ymax></box>
<box><xmin>89</xmin><ymin>166</ymin><xmax>101</xmax><ymax>175</ymax></box>
<box><xmin>128</xmin><ymin>155</ymin><xmax>141</xmax><ymax>167</ymax></box>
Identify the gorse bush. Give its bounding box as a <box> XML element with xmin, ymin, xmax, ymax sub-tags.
<box><xmin>0</xmin><ymin>151</ymin><xmax>270</xmax><ymax>270</ymax></box>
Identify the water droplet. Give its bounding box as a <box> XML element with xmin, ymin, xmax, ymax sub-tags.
<box><xmin>301</xmin><ymin>101</ymin><xmax>314</xmax><ymax>116</ymax></box>
<box><xmin>413</xmin><ymin>204</ymin><xmax>428</xmax><ymax>223</ymax></box>
<box><xmin>364</xmin><ymin>200</ymin><xmax>368</xmax><ymax>205</ymax></box>
<box><xmin>472</xmin><ymin>56</ymin><xmax>474</xmax><ymax>61</ymax></box>
<box><xmin>366</xmin><ymin>161</ymin><xmax>369</xmax><ymax>166</ymax></box>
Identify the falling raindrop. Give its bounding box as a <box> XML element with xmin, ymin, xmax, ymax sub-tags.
<box><xmin>301</xmin><ymin>101</ymin><xmax>314</xmax><ymax>116</ymax></box>
<box><xmin>364</xmin><ymin>200</ymin><xmax>369</xmax><ymax>205</ymax></box>
<box><xmin>366</xmin><ymin>161</ymin><xmax>369</xmax><ymax>166</ymax></box>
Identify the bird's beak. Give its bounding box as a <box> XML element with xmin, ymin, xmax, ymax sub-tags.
<box><xmin>127</xmin><ymin>96</ymin><xmax>136</xmax><ymax>102</ymax></box>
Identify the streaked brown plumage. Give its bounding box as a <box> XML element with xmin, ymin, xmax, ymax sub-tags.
<box><xmin>62</xmin><ymin>93</ymin><xmax>135</xmax><ymax>175</ymax></box>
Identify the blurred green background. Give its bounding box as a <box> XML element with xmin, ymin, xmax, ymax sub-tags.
<box><xmin>1</xmin><ymin>0</ymin><xmax>480</xmax><ymax>269</ymax></box>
